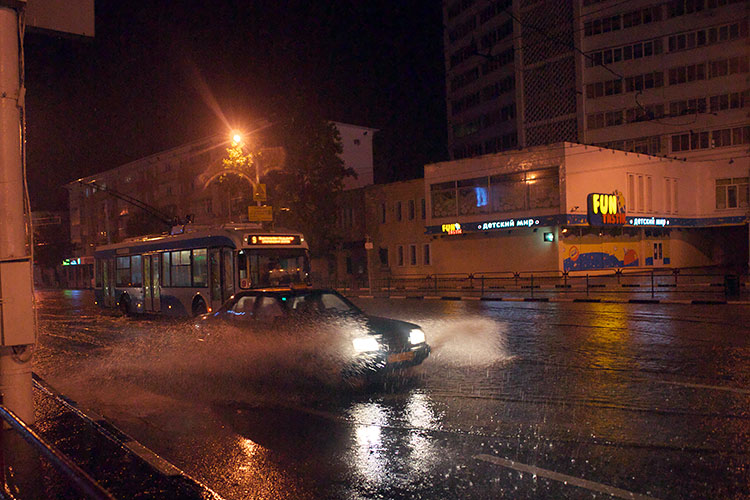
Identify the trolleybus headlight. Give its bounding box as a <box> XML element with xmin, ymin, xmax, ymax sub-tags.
<box><xmin>409</xmin><ymin>328</ymin><xmax>425</xmax><ymax>345</ymax></box>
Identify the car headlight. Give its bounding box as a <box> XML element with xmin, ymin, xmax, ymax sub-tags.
<box><xmin>352</xmin><ymin>336</ymin><xmax>380</xmax><ymax>353</ymax></box>
<box><xmin>409</xmin><ymin>328</ymin><xmax>425</xmax><ymax>345</ymax></box>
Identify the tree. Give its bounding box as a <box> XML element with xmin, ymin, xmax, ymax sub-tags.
<box><xmin>266</xmin><ymin>108</ymin><xmax>355</xmax><ymax>256</ymax></box>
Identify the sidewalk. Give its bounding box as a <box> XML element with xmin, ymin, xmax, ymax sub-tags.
<box><xmin>1</xmin><ymin>375</ymin><xmax>222</xmax><ymax>499</ymax></box>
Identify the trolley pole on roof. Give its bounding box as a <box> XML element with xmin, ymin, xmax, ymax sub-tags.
<box><xmin>0</xmin><ymin>3</ymin><xmax>34</xmax><ymax>424</ymax></box>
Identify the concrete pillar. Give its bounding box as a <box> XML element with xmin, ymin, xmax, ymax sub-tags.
<box><xmin>0</xmin><ymin>6</ymin><xmax>34</xmax><ymax>424</ymax></box>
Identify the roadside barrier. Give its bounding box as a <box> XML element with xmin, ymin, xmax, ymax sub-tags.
<box><xmin>0</xmin><ymin>401</ymin><xmax>114</xmax><ymax>500</ymax></box>
<box><xmin>319</xmin><ymin>268</ymin><xmax>748</xmax><ymax>301</ymax></box>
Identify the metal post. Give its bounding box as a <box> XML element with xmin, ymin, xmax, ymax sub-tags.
<box><xmin>586</xmin><ymin>274</ymin><xmax>589</xmax><ymax>297</ymax></box>
<box><xmin>530</xmin><ymin>273</ymin><xmax>534</xmax><ymax>299</ymax></box>
<box><xmin>0</xmin><ymin>6</ymin><xmax>34</xmax><ymax>425</ymax></box>
<box><xmin>651</xmin><ymin>269</ymin><xmax>655</xmax><ymax>298</ymax></box>
<box><xmin>434</xmin><ymin>274</ymin><xmax>438</xmax><ymax>294</ymax></box>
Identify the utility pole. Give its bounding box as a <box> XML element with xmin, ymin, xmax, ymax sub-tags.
<box><xmin>0</xmin><ymin>3</ymin><xmax>35</xmax><ymax>424</ymax></box>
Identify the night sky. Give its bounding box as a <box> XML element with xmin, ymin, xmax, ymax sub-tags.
<box><xmin>23</xmin><ymin>1</ymin><xmax>447</xmax><ymax>211</ymax></box>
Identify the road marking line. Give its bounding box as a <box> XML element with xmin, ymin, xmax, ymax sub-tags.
<box><xmin>648</xmin><ymin>379</ymin><xmax>750</xmax><ymax>395</ymax></box>
<box><xmin>474</xmin><ymin>454</ymin><xmax>660</xmax><ymax>500</ymax></box>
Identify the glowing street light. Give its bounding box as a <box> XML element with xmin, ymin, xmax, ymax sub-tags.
<box><xmin>231</xmin><ymin>132</ymin><xmax>243</xmax><ymax>145</ymax></box>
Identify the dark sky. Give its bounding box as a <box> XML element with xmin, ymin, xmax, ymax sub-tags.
<box><xmin>24</xmin><ymin>1</ymin><xmax>447</xmax><ymax>211</ymax></box>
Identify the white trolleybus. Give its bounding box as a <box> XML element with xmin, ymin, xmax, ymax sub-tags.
<box><xmin>94</xmin><ymin>224</ymin><xmax>310</xmax><ymax>316</ymax></box>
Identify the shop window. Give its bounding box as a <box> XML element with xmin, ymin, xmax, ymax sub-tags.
<box><xmin>430</xmin><ymin>181</ymin><xmax>457</xmax><ymax>218</ymax></box>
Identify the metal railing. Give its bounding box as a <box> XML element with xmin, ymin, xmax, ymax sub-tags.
<box><xmin>319</xmin><ymin>268</ymin><xmax>748</xmax><ymax>300</ymax></box>
<box><xmin>0</xmin><ymin>404</ymin><xmax>114</xmax><ymax>500</ymax></box>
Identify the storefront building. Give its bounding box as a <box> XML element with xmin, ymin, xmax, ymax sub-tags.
<box><xmin>423</xmin><ymin>142</ymin><xmax>749</xmax><ymax>275</ymax></box>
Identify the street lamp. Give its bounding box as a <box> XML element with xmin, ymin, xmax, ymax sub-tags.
<box><xmin>232</xmin><ymin>132</ymin><xmax>242</xmax><ymax>145</ymax></box>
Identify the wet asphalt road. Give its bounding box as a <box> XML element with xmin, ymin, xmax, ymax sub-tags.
<box><xmin>32</xmin><ymin>290</ymin><xmax>750</xmax><ymax>499</ymax></box>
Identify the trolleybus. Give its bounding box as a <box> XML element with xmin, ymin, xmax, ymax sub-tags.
<box><xmin>93</xmin><ymin>223</ymin><xmax>310</xmax><ymax>316</ymax></box>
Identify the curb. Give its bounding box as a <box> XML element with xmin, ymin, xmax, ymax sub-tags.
<box><xmin>344</xmin><ymin>294</ymin><xmax>750</xmax><ymax>305</ymax></box>
<box><xmin>32</xmin><ymin>374</ymin><xmax>223</xmax><ymax>499</ymax></box>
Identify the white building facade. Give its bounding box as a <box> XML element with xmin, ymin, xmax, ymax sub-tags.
<box><xmin>423</xmin><ymin>143</ymin><xmax>749</xmax><ymax>274</ymax></box>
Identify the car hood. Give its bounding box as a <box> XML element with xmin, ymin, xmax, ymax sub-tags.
<box><xmin>364</xmin><ymin>315</ymin><xmax>421</xmax><ymax>340</ymax></box>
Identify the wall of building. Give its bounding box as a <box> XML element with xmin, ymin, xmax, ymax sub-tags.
<box><xmin>334</xmin><ymin>122</ymin><xmax>377</xmax><ymax>191</ymax></box>
<box><xmin>431</xmin><ymin>226</ymin><xmax>559</xmax><ymax>274</ymax></box>
<box><xmin>424</xmin><ymin>142</ymin><xmax>748</xmax><ymax>274</ymax></box>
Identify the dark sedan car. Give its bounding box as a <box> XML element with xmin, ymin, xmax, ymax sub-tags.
<box><xmin>194</xmin><ymin>288</ymin><xmax>430</xmax><ymax>378</ymax></box>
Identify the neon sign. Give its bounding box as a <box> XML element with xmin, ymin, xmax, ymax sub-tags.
<box><xmin>441</xmin><ymin>223</ymin><xmax>462</xmax><ymax>235</ymax></box>
<box><xmin>587</xmin><ymin>192</ymin><xmax>626</xmax><ymax>226</ymax></box>
<box><xmin>478</xmin><ymin>218</ymin><xmax>538</xmax><ymax>230</ymax></box>
<box><xmin>246</xmin><ymin>235</ymin><xmax>301</xmax><ymax>245</ymax></box>
<box><xmin>629</xmin><ymin>217</ymin><xmax>670</xmax><ymax>227</ymax></box>
<box><xmin>62</xmin><ymin>258</ymin><xmax>81</xmax><ymax>266</ymax></box>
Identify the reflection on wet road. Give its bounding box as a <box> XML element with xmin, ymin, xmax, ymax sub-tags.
<box><xmin>33</xmin><ymin>291</ymin><xmax>750</xmax><ymax>499</ymax></box>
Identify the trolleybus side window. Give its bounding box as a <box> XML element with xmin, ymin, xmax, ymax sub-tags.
<box><xmin>131</xmin><ymin>255</ymin><xmax>142</xmax><ymax>287</ymax></box>
<box><xmin>192</xmin><ymin>249</ymin><xmax>208</xmax><ymax>287</ymax></box>
<box><xmin>161</xmin><ymin>252</ymin><xmax>171</xmax><ymax>287</ymax></box>
<box><xmin>170</xmin><ymin>250</ymin><xmax>191</xmax><ymax>287</ymax></box>
<box><xmin>115</xmin><ymin>255</ymin><xmax>142</xmax><ymax>287</ymax></box>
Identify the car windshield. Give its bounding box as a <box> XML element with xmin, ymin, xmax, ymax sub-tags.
<box><xmin>286</xmin><ymin>292</ymin><xmax>361</xmax><ymax>316</ymax></box>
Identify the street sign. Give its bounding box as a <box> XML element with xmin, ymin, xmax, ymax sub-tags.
<box><xmin>253</xmin><ymin>183</ymin><xmax>267</xmax><ymax>202</ymax></box>
<box><xmin>248</xmin><ymin>205</ymin><xmax>273</xmax><ymax>222</ymax></box>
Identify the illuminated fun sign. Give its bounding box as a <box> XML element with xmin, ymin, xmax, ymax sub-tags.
<box><xmin>587</xmin><ymin>192</ymin><xmax>626</xmax><ymax>226</ymax></box>
<box><xmin>441</xmin><ymin>223</ymin><xmax>463</xmax><ymax>235</ymax></box>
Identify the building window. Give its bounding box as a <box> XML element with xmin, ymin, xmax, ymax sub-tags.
<box><xmin>378</xmin><ymin>247</ymin><xmax>389</xmax><ymax>266</ymax></box>
<box><xmin>665</xmin><ymin>178</ymin><xmax>679</xmax><ymax>214</ymax></box>
<box><xmin>716</xmin><ymin>177</ymin><xmax>749</xmax><ymax>209</ymax></box>
<box><xmin>396</xmin><ymin>201</ymin><xmax>402</xmax><ymax>222</ymax></box>
<box><xmin>397</xmin><ymin>246</ymin><xmax>404</xmax><ymax>267</ymax></box>
<box><xmin>409</xmin><ymin>245</ymin><xmax>417</xmax><ymax>266</ymax></box>
<box><xmin>421</xmin><ymin>198</ymin><xmax>426</xmax><ymax>219</ymax></box>
<box><xmin>408</xmin><ymin>199</ymin><xmax>415</xmax><ymax>220</ymax></box>
<box><xmin>380</xmin><ymin>202</ymin><xmax>386</xmax><ymax>224</ymax></box>
<box><xmin>423</xmin><ymin>244</ymin><xmax>431</xmax><ymax>266</ymax></box>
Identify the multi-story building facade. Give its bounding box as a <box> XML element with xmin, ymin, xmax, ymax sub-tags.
<box><xmin>444</xmin><ymin>0</ymin><xmax>748</xmax><ymax>170</ymax></box>
<box><xmin>65</xmin><ymin>123</ymin><xmax>376</xmax><ymax>267</ymax></box>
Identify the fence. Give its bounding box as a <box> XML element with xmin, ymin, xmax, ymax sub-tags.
<box><xmin>318</xmin><ymin>268</ymin><xmax>748</xmax><ymax>301</ymax></box>
<box><xmin>0</xmin><ymin>403</ymin><xmax>114</xmax><ymax>500</ymax></box>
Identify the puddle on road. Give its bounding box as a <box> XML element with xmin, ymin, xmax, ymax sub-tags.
<box><xmin>38</xmin><ymin>310</ymin><xmax>513</xmax><ymax>415</ymax></box>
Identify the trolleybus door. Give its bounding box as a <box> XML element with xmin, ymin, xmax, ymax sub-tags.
<box><xmin>142</xmin><ymin>254</ymin><xmax>161</xmax><ymax>312</ymax></box>
<box><xmin>103</xmin><ymin>259</ymin><xmax>116</xmax><ymax>307</ymax></box>
<box><xmin>209</xmin><ymin>248</ymin><xmax>223</xmax><ymax>311</ymax></box>
<box><xmin>209</xmin><ymin>248</ymin><xmax>234</xmax><ymax>311</ymax></box>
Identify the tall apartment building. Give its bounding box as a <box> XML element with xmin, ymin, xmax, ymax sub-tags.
<box><xmin>444</xmin><ymin>0</ymin><xmax>749</xmax><ymax>169</ymax></box>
